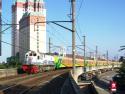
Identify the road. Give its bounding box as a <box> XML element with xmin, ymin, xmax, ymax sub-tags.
<box><xmin>94</xmin><ymin>70</ymin><xmax>125</xmax><ymax>94</ymax></box>
<box><xmin>99</xmin><ymin>71</ymin><xmax>117</xmax><ymax>84</ymax></box>
<box><xmin>94</xmin><ymin>71</ymin><xmax>116</xmax><ymax>94</ymax></box>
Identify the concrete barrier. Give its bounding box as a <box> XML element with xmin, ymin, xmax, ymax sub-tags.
<box><xmin>0</xmin><ymin>68</ymin><xmax>17</xmax><ymax>78</ymax></box>
<box><xmin>69</xmin><ymin>72</ymin><xmax>98</xmax><ymax>94</ymax></box>
<box><xmin>61</xmin><ymin>73</ymin><xmax>81</xmax><ymax>94</ymax></box>
<box><xmin>26</xmin><ymin>71</ymin><xmax>99</xmax><ymax>94</ymax></box>
<box><xmin>34</xmin><ymin>72</ymin><xmax>81</xmax><ymax>94</ymax></box>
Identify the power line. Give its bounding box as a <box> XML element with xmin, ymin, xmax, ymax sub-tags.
<box><xmin>0</xmin><ymin>24</ymin><xmax>55</xmax><ymax>54</ymax></box>
<box><xmin>1</xmin><ymin>15</ymin><xmax>11</xmax><ymax>24</ymax></box>
<box><xmin>48</xmin><ymin>24</ymin><xmax>66</xmax><ymax>40</ymax></box>
<box><xmin>47</xmin><ymin>30</ymin><xmax>69</xmax><ymax>47</ymax></box>
<box><xmin>2</xmin><ymin>21</ymin><xmax>49</xmax><ymax>44</ymax></box>
<box><xmin>1</xmin><ymin>40</ymin><xmax>30</xmax><ymax>52</ymax></box>
<box><xmin>47</xmin><ymin>24</ymin><xmax>69</xmax><ymax>45</ymax></box>
<box><xmin>75</xmin><ymin>0</ymin><xmax>85</xmax><ymax>45</ymax></box>
<box><xmin>86</xmin><ymin>46</ymin><xmax>95</xmax><ymax>52</ymax></box>
<box><xmin>76</xmin><ymin>30</ymin><xmax>82</xmax><ymax>43</ymax></box>
<box><xmin>68</xmin><ymin>0</ymin><xmax>72</xmax><ymax>20</ymax></box>
<box><xmin>13</xmin><ymin>26</ymin><xmax>48</xmax><ymax>45</ymax></box>
<box><xmin>0</xmin><ymin>26</ymin><xmax>12</xmax><ymax>33</ymax></box>
<box><xmin>76</xmin><ymin>0</ymin><xmax>85</xmax><ymax>19</ymax></box>
<box><xmin>86</xmin><ymin>45</ymin><xmax>106</xmax><ymax>59</ymax></box>
<box><xmin>76</xmin><ymin>20</ymin><xmax>83</xmax><ymax>38</ymax></box>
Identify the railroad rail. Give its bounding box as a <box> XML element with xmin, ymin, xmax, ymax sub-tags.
<box><xmin>0</xmin><ymin>69</ymin><xmax>70</xmax><ymax>94</ymax></box>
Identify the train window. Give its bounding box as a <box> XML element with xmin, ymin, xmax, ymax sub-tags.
<box><xmin>60</xmin><ymin>54</ymin><xmax>63</xmax><ymax>56</ymax></box>
<box><xmin>26</xmin><ymin>55</ymin><xmax>28</xmax><ymax>57</ymax></box>
<box><xmin>34</xmin><ymin>53</ymin><xmax>36</xmax><ymax>56</ymax></box>
<box><xmin>29</xmin><ymin>53</ymin><xmax>32</xmax><ymax>56</ymax></box>
<box><xmin>37</xmin><ymin>56</ymin><xmax>40</xmax><ymax>59</ymax></box>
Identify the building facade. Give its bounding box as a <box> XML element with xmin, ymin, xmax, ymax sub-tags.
<box><xmin>12</xmin><ymin>0</ymin><xmax>46</xmax><ymax>58</ymax></box>
<box><xmin>18</xmin><ymin>0</ymin><xmax>46</xmax><ymax>63</ymax></box>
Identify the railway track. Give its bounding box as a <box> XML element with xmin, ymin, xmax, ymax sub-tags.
<box><xmin>0</xmin><ymin>73</ymin><xmax>40</xmax><ymax>84</ymax></box>
<box><xmin>0</xmin><ymin>69</ymin><xmax>70</xmax><ymax>94</ymax></box>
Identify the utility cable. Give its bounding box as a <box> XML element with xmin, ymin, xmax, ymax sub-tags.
<box><xmin>76</xmin><ymin>0</ymin><xmax>85</xmax><ymax>19</ymax></box>
<box><xmin>48</xmin><ymin>24</ymin><xmax>70</xmax><ymax>46</ymax></box>
<box><xmin>1</xmin><ymin>40</ymin><xmax>31</xmax><ymax>52</ymax></box>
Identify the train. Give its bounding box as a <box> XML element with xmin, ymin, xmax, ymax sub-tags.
<box><xmin>21</xmin><ymin>51</ymin><xmax>54</xmax><ymax>73</ymax></box>
<box><xmin>21</xmin><ymin>51</ymin><xmax>120</xmax><ymax>74</ymax></box>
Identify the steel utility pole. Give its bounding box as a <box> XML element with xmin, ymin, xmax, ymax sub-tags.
<box><xmin>107</xmin><ymin>50</ymin><xmax>109</xmax><ymax>65</ymax></box>
<box><xmin>89</xmin><ymin>52</ymin><xmax>93</xmax><ymax>59</ymax></box>
<box><xmin>0</xmin><ymin>0</ymin><xmax>1</xmax><ymax>56</ymax></box>
<box><xmin>0</xmin><ymin>14</ymin><xmax>1</xmax><ymax>56</ymax></box>
<box><xmin>72</xmin><ymin>0</ymin><xmax>76</xmax><ymax>75</ymax></box>
<box><xmin>96</xmin><ymin>46</ymin><xmax>98</xmax><ymax>68</ymax></box>
<box><xmin>83</xmin><ymin>36</ymin><xmax>86</xmax><ymax>74</ymax></box>
<box><xmin>49</xmin><ymin>37</ymin><xmax>51</xmax><ymax>54</ymax></box>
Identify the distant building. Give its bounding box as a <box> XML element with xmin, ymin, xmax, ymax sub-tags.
<box><xmin>12</xmin><ymin>0</ymin><xmax>46</xmax><ymax>58</ymax></box>
<box><xmin>18</xmin><ymin>0</ymin><xmax>46</xmax><ymax>63</ymax></box>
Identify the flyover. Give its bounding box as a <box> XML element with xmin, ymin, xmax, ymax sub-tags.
<box><xmin>71</xmin><ymin>64</ymin><xmax>121</xmax><ymax>83</ymax></box>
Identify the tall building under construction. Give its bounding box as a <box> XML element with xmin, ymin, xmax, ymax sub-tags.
<box><xmin>12</xmin><ymin>0</ymin><xmax>46</xmax><ymax>62</ymax></box>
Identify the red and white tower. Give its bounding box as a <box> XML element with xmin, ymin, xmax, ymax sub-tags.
<box><xmin>12</xmin><ymin>0</ymin><xmax>46</xmax><ymax>58</ymax></box>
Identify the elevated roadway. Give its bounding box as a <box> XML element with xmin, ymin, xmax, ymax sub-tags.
<box><xmin>71</xmin><ymin>64</ymin><xmax>120</xmax><ymax>83</ymax></box>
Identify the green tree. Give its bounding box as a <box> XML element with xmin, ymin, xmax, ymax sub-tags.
<box><xmin>119</xmin><ymin>46</ymin><xmax>125</xmax><ymax>51</ymax></box>
<box><xmin>113</xmin><ymin>46</ymin><xmax>125</xmax><ymax>88</ymax></box>
<box><xmin>6</xmin><ymin>52</ymin><xmax>21</xmax><ymax>68</ymax></box>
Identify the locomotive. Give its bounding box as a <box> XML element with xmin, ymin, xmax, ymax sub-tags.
<box><xmin>21</xmin><ymin>51</ymin><xmax>65</xmax><ymax>73</ymax></box>
<box><xmin>22</xmin><ymin>51</ymin><xmax>55</xmax><ymax>73</ymax></box>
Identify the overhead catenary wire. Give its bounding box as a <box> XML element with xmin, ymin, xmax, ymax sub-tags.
<box><xmin>1</xmin><ymin>31</ymin><xmax>63</xmax><ymax>55</ymax></box>
<box><xmin>6</xmin><ymin>23</ymin><xmax>55</xmax><ymax>45</ymax></box>
<box><xmin>76</xmin><ymin>0</ymin><xmax>85</xmax><ymax>19</ymax></box>
<box><xmin>68</xmin><ymin>0</ymin><xmax>83</xmax><ymax>56</ymax></box>
<box><xmin>47</xmin><ymin>30</ymin><xmax>67</xmax><ymax>45</ymax></box>
<box><xmin>86</xmin><ymin>46</ymin><xmax>102</xmax><ymax>57</ymax></box>
<box><xmin>76</xmin><ymin>19</ymin><xmax>83</xmax><ymax>38</ymax></box>
<box><xmin>1</xmin><ymin>0</ymin><xmax>106</xmax><ymax>59</ymax></box>
<box><xmin>1</xmin><ymin>32</ymin><xmax>64</xmax><ymax>54</ymax></box>
<box><xmin>72</xmin><ymin>0</ymin><xmax>85</xmax><ymax>45</ymax></box>
<box><xmin>0</xmin><ymin>26</ymin><xmax>12</xmax><ymax>33</ymax></box>
<box><xmin>1</xmin><ymin>15</ymin><xmax>11</xmax><ymax>24</ymax></box>
<box><xmin>0</xmin><ymin>22</ymin><xmax>71</xmax><ymax>55</ymax></box>
<box><xmin>47</xmin><ymin>24</ymin><xmax>70</xmax><ymax>46</ymax></box>
<box><xmin>74</xmin><ymin>44</ymin><xmax>105</xmax><ymax>59</ymax></box>
<box><xmin>1</xmin><ymin>40</ymin><xmax>31</xmax><ymax>52</ymax></box>
<box><xmin>0</xmin><ymin>21</ymin><xmax>72</xmax><ymax>45</ymax></box>
<box><xmin>74</xmin><ymin>0</ymin><xmax>88</xmax><ymax>53</ymax></box>
<box><xmin>19</xmin><ymin>26</ymin><xmax>67</xmax><ymax>49</ymax></box>
<box><xmin>0</xmin><ymin>20</ymin><xmax>39</xmax><ymax>55</ymax></box>
<box><xmin>48</xmin><ymin>23</ymin><xmax>67</xmax><ymax>41</ymax></box>
<box><xmin>0</xmin><ymin>0</ymin><xmax>77</xmax><ymax>57</ymax></box>
<box><xmin>68</xmin><ymin>0</ymin><xmax>72</xmax><ymax>20</ymax></box>
<box><xmin>76</xmin><ymin>30</ymin><xmax>82</xmax><ymax>43</ymax></box>
<box><xmin>67</xmin><ymin>45</ymin><xmax>92</xmax><ymax>57</ymax></box>
<box><xmin>47</xmin><ymin>30</ymin><xmax>68</xmax><ymax>46</ymax></box>
<box><xmin>69</xmin><ymin>0</ymin><xmax>85</xmax><ymax>19</ymax></box>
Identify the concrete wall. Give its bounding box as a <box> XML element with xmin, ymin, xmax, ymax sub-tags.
<box><xmin>0</xmin><ymin>69</ymin><xmax>17</xmax><ymax>78</ymax></box>
<box><xmin>61</xmin><ymin>73</ymin><xmax>81</xmax><ymax>94</ymax></box>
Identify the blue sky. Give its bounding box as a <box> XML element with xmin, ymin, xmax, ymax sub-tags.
<box><xmin>1</xmin><ymin>0</ymin><xmax>125</xmax><ymax>61</ymax></box>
